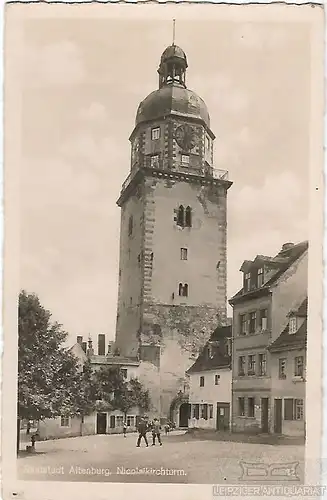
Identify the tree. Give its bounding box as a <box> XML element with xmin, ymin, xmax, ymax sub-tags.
<box><xmin>92</xmin><ymin>366</ymin><xmax>150</xmax><ymax>419</ymax></box>
<box><xmin>17</xmin><ymin>291</ymin><xmax>86</xmax><ymax>451</ymax></box>
<box><xmin>112</xmin><ymin>376</ymin><xmax>151</xmax><ymax>419</ymax></box>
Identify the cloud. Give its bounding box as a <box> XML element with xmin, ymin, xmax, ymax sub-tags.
<box><xmin>23</xmin><ymin>41</ymin><xmax>85</xmax><ymax>87</ymax></box>
<box><xmin>79</xmin><ymin>102</ymin><xmax>108</xmax><ymax>122</ymax></box>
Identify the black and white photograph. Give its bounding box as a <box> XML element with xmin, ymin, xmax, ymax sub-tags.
<box><xmin>2</xmin><ymin>2</ymin><xmax>324</xmax><ymax>497</ymax></box>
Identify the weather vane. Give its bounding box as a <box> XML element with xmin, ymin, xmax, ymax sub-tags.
<box><xmin>172</xmin><ymin>19</ymin><xmax>176</xmax><ymax>45</ymax></box>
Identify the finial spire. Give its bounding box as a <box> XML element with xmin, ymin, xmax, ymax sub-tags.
<box><xmin>172</xmin><ymin>19</ymin><xmax>176</xmax><ymax>45</ymax></box>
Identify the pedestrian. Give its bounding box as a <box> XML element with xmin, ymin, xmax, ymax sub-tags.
<box><xmin>152</xmin><ymin>418</ymin><xmax>162</xmax><ymax>446</ymax></box>
<box><xmin>123</xmin><ymin>421</ymin><xmax>127</xmax><ymax>438</ymax></box>
<box><xmin>164</xmin><ymin>423</ymin><xmax>170</xmax><ymax>436</ymax></box>
<box><xmin>26</xmin><ymin>421</ymin><xmax>31</xmax><ymax>435</ymax></box>
<box><xmin>136</xmin><ymin>418</ymin><xmax>149</xmax><ymax>447</ymax></box>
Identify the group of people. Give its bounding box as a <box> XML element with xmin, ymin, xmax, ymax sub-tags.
<box><xmin>136</xmin><ymin>417</ymin><xmax>162</xmax><ymax>447</ymax></box>
<box><xmin>121</xmin><ymin>416</ymin><xmax>174</xmax><ymax>447</ymax></box>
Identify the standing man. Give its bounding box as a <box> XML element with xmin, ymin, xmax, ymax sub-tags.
<box><xmin>152</xmin><ymin>418</ymin><xmax>162</xmax><ymax>446</ymax></box>
<box><xmin>123</xmin><ymin>421</ymin><xmax>127</xmax><ymax>438</ymax></box>
<box><xmin>136</xmin><ymin>417</ymin><xmax>149</xmax><ymax>447</ymax></box>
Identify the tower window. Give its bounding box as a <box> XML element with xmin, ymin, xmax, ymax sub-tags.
<box><xmin>206</xmin><ymin>136</ymin><xmax>210</xmax><ymax>150</ymax></box>
<box><xmin>128</xmin><ymin>215</ymin><xmax>133</xmax><ymax>236</ymax></box>
<box><xmin>177</xmin><ymin>205</ymin><xmax>184</xmax><ymax>227</ymax></box>
<box><xmin>175</xmin><ymin>205</ymin><xmax>192</xmax><ymax>228</ymax></box>
<box><xmin>150</xmin><ymin>154</ymin><xmax>159</xmax><ymax>168</ymax></box>
<box><xmin>185</xmin><ymin>206</ymin><xmax>192</xmax><ymax>227</ymax></box>
<box><xmin>151</xmin><ymin>127</ymin><xmax>160</xmax><ymax>140</ymax></box>
<box><xmin>178</xmin><ymin>283</ymin><xmax>189</xmax><ymax>297</ymax></box>
<box><xmin>181</xmin><ymin>155</ymin><xmax>189</xmax><ymax>164</ymax></box>
<box><xmin>180</xmin><ymin>248</ymin><xmax>188</xmax><ymax>260</ymax></box>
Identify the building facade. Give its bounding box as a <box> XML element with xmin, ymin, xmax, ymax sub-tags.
<box><xmin>38</xmin><ymin>336</ymin><xmax>142</xmax><ymax>440</ymax></box>
<box><xmin>268</xmin><ymin>298</ymin><xmax>307</xmax><ymax>437</ymax></box>
<box><xmin>187</xmin><ymin>325</ymin><xmax>232</xmax><ymax>431</ymax></box>
<box><xmin>114</xmin><ymin>44</ymin><xmax>232</xmax><ymax>418</ymax></box>
<box><xmin>229</xmin><ymin>241</ymin><xmax>308</xmax><ymax>434</ymax></box>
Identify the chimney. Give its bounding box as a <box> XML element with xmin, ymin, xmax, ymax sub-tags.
<box><xmin>87</xmin><ymin>337</ymin><xmax>94</xmax><ymax>356</ymax></box>
<box><xmin>98</xmin><ymin>333</ymin><xmax>106</xmax><ymax>356</ymax></box>
<box><xmin>107</xmin><ymin>341</ymin><xmax>114</xmax><ymax>355</ymax></box>
<box><xmin>77</xmin><ymin>335</ymin><xmax>83</xmax><ymax>344</ymax></box>
<box><xmin>281</xmin><ymin>242</ymin><xmax>294</xmax><ymax>252</ymax></box>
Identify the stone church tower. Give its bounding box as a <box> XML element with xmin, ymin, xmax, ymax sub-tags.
<box><xmin>115</xmin><ymin>44</ymin><xmax>232</xmax><ymax>420</ymax></box>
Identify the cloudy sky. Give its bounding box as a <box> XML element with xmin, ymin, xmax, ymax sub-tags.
<box><xmin>18</xmin><ymin>13</ymin><xmax>310</xmax><ymax>341</ymax></box>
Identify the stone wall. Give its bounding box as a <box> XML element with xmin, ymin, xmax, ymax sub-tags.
<box><xmin>139</xmin><ymin>303</ymin><xmax>222</xmax><ymax>417</ymax></box>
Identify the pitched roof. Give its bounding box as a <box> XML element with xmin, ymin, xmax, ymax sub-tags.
<box><xmin>187</xmin><ymin>325</ymin><xmax>232</xmax><ymax>374</ymax></box>
<box><xmin>229</xmin><ymin>241</ymin><xmax>308</xmax><ymax>305</ymax></box>
<box><xmin>268</xmin><ymin>298</ymin><xmax>308</xmax><ymax>352</ymax></box>
<box><xmin>268</xmin><ymin>319</ymin><xmax>307</xmax><ymax>352</ymax></box>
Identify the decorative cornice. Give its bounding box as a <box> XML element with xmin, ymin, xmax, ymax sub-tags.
<box><xmin>117</xmin><ymin>167</ymin><xmax>232</xmax><ymax>207</ymax></box>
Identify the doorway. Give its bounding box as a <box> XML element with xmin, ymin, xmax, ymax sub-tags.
<box><xmin>274</xmin><ymin>399</ymin><xmax>282</xmax><ymax>434</ymax></box>
<box><xmin>96</xmin><ymin>413</ymin><xmax>107</xmax><ymax>434</ymax></box>
<box><xmin>179</xmin><ymin>403</ymin><xmax>189</xmax><ymax>428</ymax></box>
<box><xmin>261</xmin><ymin>398</ymin><xmax>269</xmax><ymax>433</ymax></box>
<box><xmin>216</xmin><ymin>403</ymin><xmax>230</xmax><ymax>431</ymax></box>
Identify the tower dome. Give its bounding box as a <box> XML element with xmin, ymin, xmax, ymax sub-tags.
<box><xmin>135</xmin><ymin>45</ymin><xmax>210</xmax><ymax>128</ymax></box>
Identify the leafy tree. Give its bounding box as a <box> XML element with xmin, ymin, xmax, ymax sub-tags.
<box><xmin>112</xmin><ymin>376</ymin><xmax>151</xmax><ymax>419</ymax></box>
<box><xmin>74</xmin><ymin>359</ymin><xmax>98</xmax><ymax>418</ymax></box>
<box><xmin>17</xmin><ymin>291</ymin><xmax>90</xmax><ymax>450</ymax></box>
<box><xmin>92</xmin><ymin>366</ymin><xmax>150</xmax><ymax>419</ymax></box>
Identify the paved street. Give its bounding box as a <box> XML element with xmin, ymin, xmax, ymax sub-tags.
<box><xmin>17</xmin><ymin>431</ymin><xmax>305</xmax><ymax>484</ymax></box>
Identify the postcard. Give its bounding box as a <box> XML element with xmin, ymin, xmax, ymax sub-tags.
<box><xmin>2</xmin><ymin>2</ymin><xmax>324</xmax><ymax>499</ymax></box>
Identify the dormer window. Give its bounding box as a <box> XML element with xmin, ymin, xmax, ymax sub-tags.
<box><xmin>244</xmin><ymin>273</ymin><xmax>251</xmax><ymax>292</ymax></box>
<box><xmin>257</xmin><ymin>268</ymin><xmax>264</xmax><ymax>287</ymax></box>
<box><xmin>289</xmin><ymin>316</ymin><xmax>297</xmax><ymax>334</ymax></box>
<box><xmin>181</xmin><ymin>155</ymin><xmax>190</xmax><ymax>164</ymax></box>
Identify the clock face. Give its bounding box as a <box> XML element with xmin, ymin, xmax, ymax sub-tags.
<box><xmin>174</xmin><ymin>124</ymin><xmax>196</xmax><ymax>151</ymax></box>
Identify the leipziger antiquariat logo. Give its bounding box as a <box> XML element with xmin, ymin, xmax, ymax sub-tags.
<box><xmin>238</xmin><ymin>461</ymin><xmax>301</xmax><ymax>481</ymax></box>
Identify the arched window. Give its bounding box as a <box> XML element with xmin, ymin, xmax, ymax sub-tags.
<box><xmin>177</xmin><ymin>205</ymin><xmax>184</xmax><ymax>227</ymax></box>
<box><xmin>185</xmin><ymin>206</ymin><xmax>192</xmax><ymax>227</ymax></box>
<box><xmin>179</xmin><ymin>283</ymin><xmax>189</xmax><ymax>297</ymax></box>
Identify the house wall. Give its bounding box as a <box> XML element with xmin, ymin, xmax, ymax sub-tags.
<box><xmin>38</xmin><ymin>417</ymin><xmax>82</xmax><ymax>440</ymax></box>
<box><xmin>232</xmin><ymin>390</ymin><xmax>271</xmax><ymax>433</ymax></box>
<box><xmin>37</xmin><ymin>406</ymin><xmax>143</xmax><ymax>440</ymax></box>
<box><xmin>188</xmin><ymin>368</ymin><xmax>232</xmax><ymax>429</ymax></box>
<box><xmin>270</xmin><ymin>347</ymin><xmax>306</xmax><ymax>436</ymax></box>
